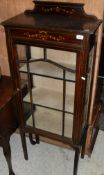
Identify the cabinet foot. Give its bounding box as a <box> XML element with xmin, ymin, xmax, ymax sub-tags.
<box><xmin>9</xmin><ymin>172</ymin><xmax>15</xmax><ymax>175</ymax></box>
<box><xmin>29</xmin><ymin>133</ymin><xmax>40</xmax><ymax>145</ymax></box>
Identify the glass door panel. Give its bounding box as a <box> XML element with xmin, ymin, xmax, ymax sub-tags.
<box><xmin>16</xmin><ymin>44</ymin><xmax>77</xmax><ymax>139</ymax></box>
<box><xmin>83</xmin><ymin>46</ymin><xmax>96</xmax><ymax>124</ymax></box>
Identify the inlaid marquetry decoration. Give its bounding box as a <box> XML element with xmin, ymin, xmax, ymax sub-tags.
<box><xmin>41</xmin><ymin>6</ymin><xmax>76</xmax><ymax>15</ymax></box>
<box><xmin>24</xmin><ymin>31</ymin><xmax>65</xmax><ymax>42</ymax></box>
<box><xmin>13</xmin><ymin>29</ymin><xmax>81</xmax><ymax>46</ymax></box>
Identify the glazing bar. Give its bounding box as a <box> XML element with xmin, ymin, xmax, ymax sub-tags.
<box><xmin>62</xmin><ymin>70</ymin><xmax>66</xmax><ymax>136</ymax></box>
<box><xmin>26</xmin><ymin>46</ymin><xmax>35</xmax><ymax>128</ymax></box>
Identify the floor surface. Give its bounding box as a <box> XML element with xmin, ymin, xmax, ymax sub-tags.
<box><xmin>0</xmin><ymin>131</ymin><xmax>104</xmax><ymax>175</ymax></box>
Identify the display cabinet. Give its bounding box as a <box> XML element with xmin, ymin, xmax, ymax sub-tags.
<box><xmin>2</xmin><ymin>1</ymin><xmax>102</xmax><ymax>175</ymax></box>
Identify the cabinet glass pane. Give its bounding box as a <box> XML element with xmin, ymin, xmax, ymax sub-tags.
<box><xmin>27</xmin><ymin>107</ymin><xmax>62</xmax><ymax>135</ymax></box>
<box><xmin>47</xmin><ymin>48</ymin><xmax>76</xmax><ymax>70</ymax></box>
<box><xmin>16</xmin><ymin>44</ymin><xmax>77</xmax><ymax>139</ymax></box>
<box><xmin>83</xmin><ymin>46</ymin><xmax>96</xmax><ymax>123</ymax></box>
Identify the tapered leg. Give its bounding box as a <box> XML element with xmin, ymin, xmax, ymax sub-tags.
<box><xmin>81</xmin><ymin>132</ymin><xmax>87</xmax><ymax>159</ymax></box>
<box><xmin>73</xmin><ymin>147</ymin><xmax>80</xmax><ymax>175</ymax></box>
<box><xmin>81</xmin><ymin>143</ymin><xmax>86</xmax><ymax>158</ymax></box>
<box><xmin>20</xmin><ymin>131</ymin><xmax>28</xmax><ymax>160</ymax></box>
<box><xmin>3</xmin><ymin>140</ymin><xmax>15</xmax><ymax>175</ymax></box>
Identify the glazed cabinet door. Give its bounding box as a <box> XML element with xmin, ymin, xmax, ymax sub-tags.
<box><xmin>15</xmin><ymin>44</ymin><xmax>79</xmax><ymax>141</ymax></box>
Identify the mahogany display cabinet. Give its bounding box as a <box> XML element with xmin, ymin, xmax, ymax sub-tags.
<box><xmin>2</xmin><ymin>1</ymin><xmax>102</xmax><ymax>175</ymax></box>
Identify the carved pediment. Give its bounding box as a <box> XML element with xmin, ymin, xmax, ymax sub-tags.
<box><xmin>25</xmin><ymin>1</ymin><xmax>97</xmax><ymax>21</ymax></box>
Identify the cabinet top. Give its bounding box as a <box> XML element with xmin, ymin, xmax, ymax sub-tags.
<box><xmin>2</xmin><ymin>1</ymin><xmax>102</xmax><ymax>34</ymax></box>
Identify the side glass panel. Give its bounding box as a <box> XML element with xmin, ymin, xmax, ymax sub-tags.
<box><xmin>83</xmin><ymin>46</ymin><xmax>95</xmax><ymax>124</ymax></box>
<box><xmin>16</xmin><ymin>45</ymin><xmax>77</xmax><ymax>139</ymax></box>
